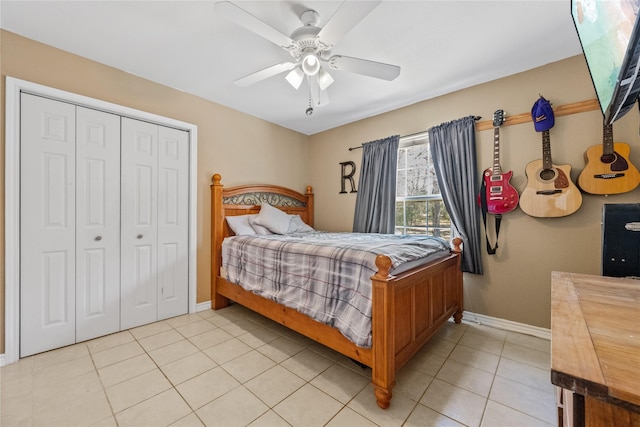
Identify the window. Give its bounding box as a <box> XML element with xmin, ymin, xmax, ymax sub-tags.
<box><xmin>395</xmin><ymin>134</ymin><xmax>452</xmax><ymax>239</ymax></box>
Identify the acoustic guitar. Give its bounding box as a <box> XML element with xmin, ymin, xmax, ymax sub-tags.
<box><xmin>520</xmin><ymin>129</ymin><xmax>582</xmax><ymax>218</ymax></box>
<box><xmin>578</xmin><ymin>123</ymin><xmax>640</xmax><ymax>194</ymax></box>
<box><xmin>478</xmin><ymin>109</ymin><xmax>519</xmax><ymax>214</ymax></box>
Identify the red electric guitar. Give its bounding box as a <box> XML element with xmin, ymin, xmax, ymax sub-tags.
<box><xmin>479</xmin><ymin>109</ymin><xmax>519</xmax><ymax>214</ymax></box>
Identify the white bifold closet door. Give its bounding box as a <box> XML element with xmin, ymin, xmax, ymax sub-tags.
<box><xmin>21</xmin><ymin>94</ymin><xmax>77</xmax><ymax>356</ymax></box>
<box><xmin>20</xmin><ymin>94</ymin><xmax>121</xmax><ymax>356</ymax></box>
<box><xmin>20</xmin><ymin>94</ymin><xmax>189</xmax><ymax>357</ymax></box>
<box><xmin>75</xmin><ymin>107</ymin><xmax>122</xmax><ymax>342</ymax></box>
<box><xmin>120</xmin><ymin>117</ymin><xmax>189</xmax><ymax>330</ymax></box>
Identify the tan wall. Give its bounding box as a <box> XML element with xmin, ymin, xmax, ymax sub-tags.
<box><xmin>308</xmin><ymin>55</ymin><xmax>640</xmax><ymax>329</ymax></box>
<box><xmin>0</xmin><ymin>30</ymin><xmax>310</xmax><ymax>353</ymax></box>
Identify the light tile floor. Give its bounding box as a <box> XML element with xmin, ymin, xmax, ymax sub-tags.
<box><xmin>0</xmin><ymin>305</ymin><xmax>556</xmax><ymax>427</ymax></box>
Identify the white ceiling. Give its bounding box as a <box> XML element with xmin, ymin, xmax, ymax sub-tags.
<box><xmin>1</xmin><ymin>0</ymin><xmax>584</xmax><ymax>135</ymax></box>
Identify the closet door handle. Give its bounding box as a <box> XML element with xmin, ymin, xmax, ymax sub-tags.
<box><xmin>137</xmin><ymin>234</ymin><xmax>143</xmax><ymax>239</ymax></box>
<box><xmin>95</xmin><ymin>236</ymin><xmax>102</xmax><ymax>241</ymax></box>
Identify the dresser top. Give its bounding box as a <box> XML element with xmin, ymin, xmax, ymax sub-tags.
<box><xmin>551</xmin><ymin>271</ymin><xmax>640</xmax><ymax>411</ymax></box>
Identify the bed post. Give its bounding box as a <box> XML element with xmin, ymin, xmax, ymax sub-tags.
<box><xmin>370</xmin><ymin>254</ymin><xmax>395</xmax><ymax>409</ymax></box>
<box><xmin>305</xmin><ymin>185</ymin><xmax>314</xmax><ymax>227</ymax></box>
<box><xmin>211</xmin><ymin>174</ymin><xmax>230</xmax><ymax>309</ymax></box>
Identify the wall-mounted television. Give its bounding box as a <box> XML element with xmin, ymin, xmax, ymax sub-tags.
<box><xmin>572</xmin><ymin>0</ymin><xmax>640</xmax><ymax>125</ymax></box>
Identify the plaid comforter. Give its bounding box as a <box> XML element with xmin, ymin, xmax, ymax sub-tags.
<box><xmin>222</xmin><ymin>232</ymin><xmax>450</xmax><ymax>348</ymax></box>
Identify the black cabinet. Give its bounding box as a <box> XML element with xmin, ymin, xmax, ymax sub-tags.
<box><xmin>602</xmin><ymin>203</ymin><xmax>640</xmax><ymax>277</ymax></box>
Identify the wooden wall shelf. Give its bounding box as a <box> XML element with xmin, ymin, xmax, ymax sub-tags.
<box><xmin>475</xmin><ymin>99</ymin><xmax>600</xmax><ymax>131</ymax></box>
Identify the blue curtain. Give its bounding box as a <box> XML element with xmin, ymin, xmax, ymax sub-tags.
<box><xmin>353</xmin><ymin>135</ymin><xmax>400</xmax><ymax>233</ymax></box>
<box><xmin>429</xmin><ymin>116</ymin><xmax>483</xmax><ymax>274</ymax></box>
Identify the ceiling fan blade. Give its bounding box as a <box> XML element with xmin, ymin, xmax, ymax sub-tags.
<box><xmin>328</xmin><ymin>55</ymin><xmax>400</xmax><ymax>81</ymax></box>
<box><xmin>215</xmin><ymin>1</ymin><xmax>296</xmax><ymax>49</ymax></box>
<box><xmin>316</xmin><ymin>1</ymin><xmax>381</xmax><ymax>48</ymax></box>
<box><xmin>235</xmin><ymin>62</ymin><xmax>297</xmax><ymax>87</ymax></box>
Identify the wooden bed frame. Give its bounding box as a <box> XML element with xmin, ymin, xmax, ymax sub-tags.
<box><xmin>210</xmin><ymin>174</ymin><xmax>463</xmax><ymax>409</ymax></box>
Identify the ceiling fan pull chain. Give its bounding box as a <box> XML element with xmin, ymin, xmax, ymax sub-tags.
<box><xmin>306</xmin><ymin>86</ymin><xmax>314</xmax><ymax>116</ymax></box>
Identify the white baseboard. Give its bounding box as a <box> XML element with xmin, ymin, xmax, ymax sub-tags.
<box><xmin>462</xmin><ymin>311</ymin><xmax>551</xmax><ymax>341</ymax></box>
<box><xmin>196</xmin><ymin>300</ymin><xmax>212</xmax><ymax>312</ymax></box>
<box><xmin>194</xmin><ymin>302</ymin><xmax>549</xmax><ymax>340</ymax></box>
<box><xmin>0</xmin><ymin>306</ymin><xmax>549</xmax><ymax>367</ymax></box>
<box><xmin>1</xmin><ymin>301</ymin><xmax>215</xmax><ymax>367</ymax></box>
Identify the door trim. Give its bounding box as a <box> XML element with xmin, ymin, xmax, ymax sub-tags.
<box><xmin>4</xmin><ymin>76</ymin><xmax>198</xmax><ymax>365</ymax></box>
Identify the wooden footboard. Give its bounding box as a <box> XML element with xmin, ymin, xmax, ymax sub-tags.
<box><xmin>370</xmin><ymin>246</ymin><xmax>462</xmax><ymax>408</ymax></box>
<box><xmin>210</xmin><ymin>174</ymin><xmax>464</xmax><ymax>409</ymax></box>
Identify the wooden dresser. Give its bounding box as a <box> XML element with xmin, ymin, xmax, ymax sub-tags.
<box><xmin>551</xmin><ymin>272</ymin><xmax>640</xmax><ymax>427</ymax></box>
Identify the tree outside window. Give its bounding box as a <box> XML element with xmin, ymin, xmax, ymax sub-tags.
<box><xmin>395</xmin><ymin>136</ymin><xmax>451</xmax><ymax>239</ymax></box>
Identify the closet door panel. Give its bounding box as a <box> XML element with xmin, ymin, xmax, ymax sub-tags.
<box><xmin>20</xmin><ymin>94</ymin><xmax>76</xmax><ymax>357</ymax></box>
<box><xmin>157</xmin><ymin>126</ymin><xmax>189</xmax><ymax>319</ymax></box>
<box><xmin>121</xmin><ymin>118</ymin><xmax>159</xmax><ymax>329</ymax></box>
<box><xmin>75</xmin><ymin>107</ymin><xmax>121</xmax><ymax>342</ymax></box>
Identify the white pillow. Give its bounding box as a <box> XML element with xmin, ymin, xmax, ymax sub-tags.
<box><xmin>287</xmin><ymin>215</ymin><xmax>315</xmax><ymax>233</ymax></box>
<box><xmin>226</xmin><ymin>214</ymin><xmax>257</xmax><ymax>235</ymax></box>
<box><xmin>248</xmin><ymin>216</ymin><xmax>273</xmax><ymax>235</ymax></box>
<box><xmin>253</xmin><ymin>203</ymin><xmax>292</xmax><ymax>234</ymax></box>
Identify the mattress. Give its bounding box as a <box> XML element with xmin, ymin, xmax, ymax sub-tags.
<box><xmin>221</xmin><ymin>232</ymin><xmax>451</xmax><ymax>347</ymax></box>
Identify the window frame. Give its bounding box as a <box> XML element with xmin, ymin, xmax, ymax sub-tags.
<box><xmin>395</xmin><ymin>133</ymin><xmax>452</xmax><ymax>238</ymax></box>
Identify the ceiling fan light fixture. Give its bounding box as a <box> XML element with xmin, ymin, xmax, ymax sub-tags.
<box><xmin>285</xmin><ymin>67</ymin><xmax>305</xmax><ymax>89</ymax></box>
<box><xmin>317</xmin><ymin>68</ymin><xmax>334</xmax><ymax>91</ymax></box>
<box><xmin>301</xmin><ymin>53</ymin><xmax>320</xmax><ymax>76</ymax></box>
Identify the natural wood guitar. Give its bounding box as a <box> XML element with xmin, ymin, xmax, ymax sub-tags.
<box><xmin>578</xmin><ymin>123</ymin><xmax>640</xmax><ymax>194</ymax></box>
<box><xmin>478</xmin><ymin>109</ymin><xmax>519</xmax><ymax>214</ymax></box>
<box><xmin>520</xmin><ymin>130</ymin><xmax>582</xmax><ymax>218</ymax></box>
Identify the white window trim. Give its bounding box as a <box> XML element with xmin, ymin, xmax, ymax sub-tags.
<box><xmin>396</xmin><ymin>133</ymin><xmax>451</xmax><ymax>236</ymax></box>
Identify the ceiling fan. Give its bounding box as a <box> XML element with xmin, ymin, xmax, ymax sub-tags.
<box><xmin>215</xmin><ymin>1</ymin><xmax>401</xmax><ymax>108</ymax></box>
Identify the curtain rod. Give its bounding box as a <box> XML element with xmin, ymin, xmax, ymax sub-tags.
<box><xmin>347</xmin><ymin>116</ymin><xmax>481</xmax><ymax>151</ymax></box>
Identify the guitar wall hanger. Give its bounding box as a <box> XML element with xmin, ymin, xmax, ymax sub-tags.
<box><xmin>475</xmin><ymin>99</ymin><xmax>599</xmax><ymax>131</ymax></box>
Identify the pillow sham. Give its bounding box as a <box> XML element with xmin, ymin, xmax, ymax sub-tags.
<box><xmin>249</xmin><ymin>215</ymin><xmax>274</xmax><ymax>235</ymax></box>
<box><xmin>287</xmin><ymin>215</ymin><xmax>315</xmax><ymax>233</ymax></box>
<box><xmin>226</xmin><ymin>214</ymin><xmax>257</xmax><ymax>235</ymax></box>
<box><xmin>253</xmin><ymin>203</ymin><xmax>292</xmax><ymax>234</ymax></box>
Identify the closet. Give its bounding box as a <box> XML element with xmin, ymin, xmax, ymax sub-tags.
<box><xmin>20</xmin><ymin>93</ymin><xmax>189</xmax><ymax>357</ymax></box>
